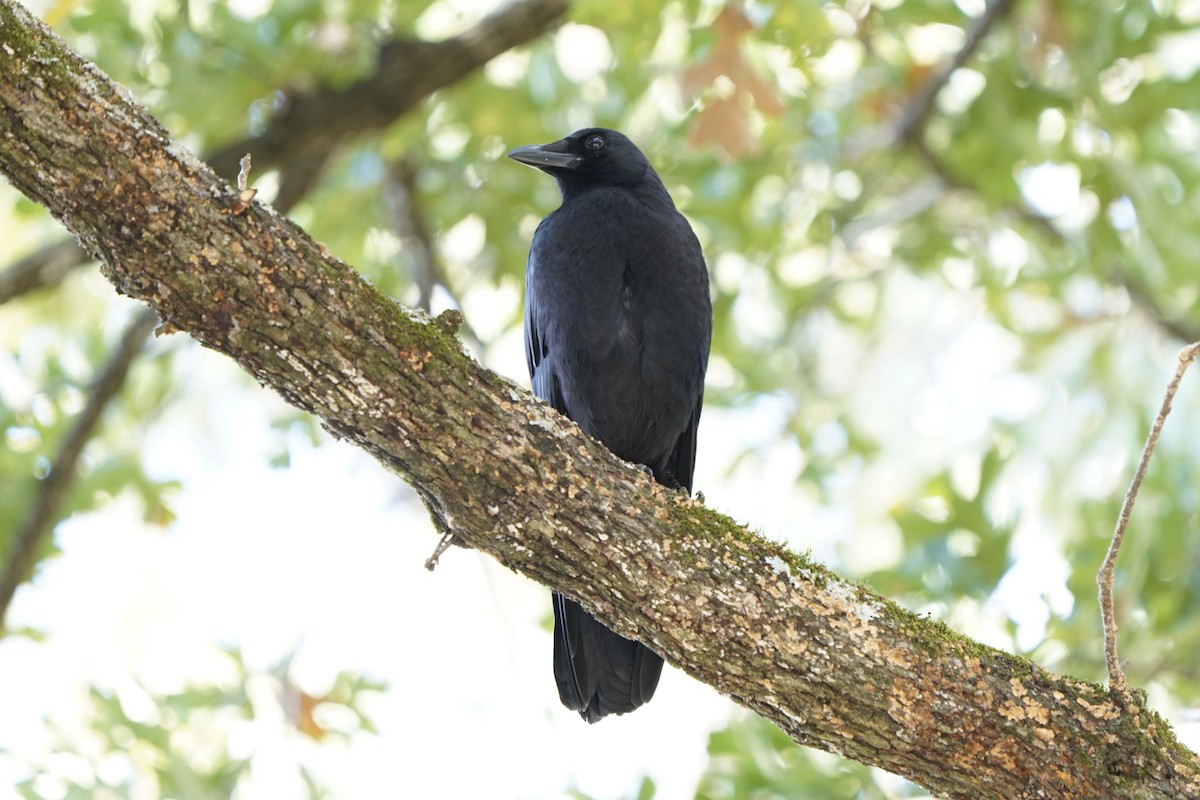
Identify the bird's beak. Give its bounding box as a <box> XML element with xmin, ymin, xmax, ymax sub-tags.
<box><xmin>507</xmin><ymin>139</ymin><xmax>580</xmax><ymax>171</ymax></box>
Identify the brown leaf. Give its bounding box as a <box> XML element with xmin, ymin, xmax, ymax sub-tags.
<box><xmin>682</xmin><ymin>4</ymin><xmax>785</xmax><ymax>158</ymax></box>
<box><xmin>283</xmin><ymin>680</ymin><xmax>329</xmax><ymax>741</ymax></box>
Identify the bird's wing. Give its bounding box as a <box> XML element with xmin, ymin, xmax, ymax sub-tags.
<box><xmin>662</xmin><ymin>388</ymin><xmax>704</xmax><ymax>493</ymax></box>
<box><xmin>523</xmin><ymin>265</ymin><xmax>545</xmax><ymax>379</ymax></box>
<box><xmin>524</xmin><ymin>254</ymin><xmax>569</xmax><ymax>414</ymax></box>
<box><xmin>553</xmin><ymin>592</ymin><xmax>663</xmax><ymax>723</ymax></box>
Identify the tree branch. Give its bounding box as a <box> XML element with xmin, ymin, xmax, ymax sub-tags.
<box><xmin>0</xmin><ymin>308</ymin><xmax>158</xmax><ymax>631</ymax></box>
<box><xmin>1098</xmin><ymin>342</ymin><xmax>1200</xmax><ymax>691</ymax></box>
<box><xmin>0</xmin><ymin>0</ymin><xmax>568</xmax><ymax>304</ymax></box>
<box><xmin>886</xmin><ymin>0</ymin><xmax>1200</xmax><ymax>348</ymax></box>
<box><xmin>383</xmin><ymin>158</ymin><xmax>484</xmax><ymax>349</ymax></box>
<box><xmin>893</xmin><ymin>0</ymin><xmax>1018</xmax><ymax>146</ymax></box>
<box><xmin>2</xmin><ymin>3</ymin><xmax>1199</xmax><ymax>797</ymax></box>
<box><xmin>386</xmin><ymin>158</ymin><xmax>438</xmax><ymax>314</ymax></box>
<box><xmin>0</xmin><ymin>238</ymin><xmax>85</xmax><ymax>304</ymax></box>
<box><xmin>205</xmin><ymin>0</ymin><xmax>568</xmax><ymax>179</ymax></box>
<box><xmin>1111</xmin><ymin>268</ymin><xmax>1200</xmax><ymax>344</ymax></box>
<box><xmin>0</xmin><ymin>0</ymin><xmax>561</xmax><ymax>614</ymax></box>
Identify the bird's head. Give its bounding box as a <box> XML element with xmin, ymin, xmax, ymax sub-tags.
<box><xmin>507</xmin><ymin>128</ymin><xmax>655</xmax><ymax>192</ymax></box>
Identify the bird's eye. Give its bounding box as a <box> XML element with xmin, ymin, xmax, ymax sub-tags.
<box><xmin>585</xmin><ymin>135</ymin><xmax>605</xmax><ymax>151</ymax></box>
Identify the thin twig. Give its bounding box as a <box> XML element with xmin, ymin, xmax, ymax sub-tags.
<box><xmin>0</xmin><ymin>308</ymin><xmax>158</xmax><ymax>633</ymax></box>
<box><xmin>838</xmin><ymin>0</ymin><xmax>1022</xmax><ymax>238</ymax></box>
<box><xmin>417</xmin><ymin>486</ymin><xmax>464</xmax><ymax>571</ymax></box>
<box><xmin>386</xmin><ymin>158</ymin><xmax>438</xmax><ymax>313</ymax></box>
<box><xmin>1111</xmin><ymin>268</ymin><xmax>1200</xmax><ymax>344</ymax></box>
<box><xmin>424</xmin><ymin>531</ymin><xmax>457</xmax><ymax>571</ymax></box>
<box><xmin>909</xmin><ymin>140</ymin><xmax>1065</xmax><ymax>242</ymax></box>
<box><xmin>230</xmin><ymin>153</ymin><xmax>258</xmax><ymax>214</ymax></box>
<box><xmin>384</xmin><ymin>158</ymin><xmax>483</xmax><ymax>348</ymax></box>
<box><xmin>894</xmin><ymin>0</ymin><xmax>1018</xmax><ymax>145</ymax></box>
<box><xmin>1097</xmin><ymin>341</ymin><xmax>1200</xmax><ymax>691</ymax></box>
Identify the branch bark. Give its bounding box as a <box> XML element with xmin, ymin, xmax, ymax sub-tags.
<box><xmin>0</xmin><ymin>0</ymin><xmax>568</xmax><ymax>303</ymax></box>
<box><xmin>2</xmin><ymin>3</ymin><xmax>1198</xmax><ymax>798</ymax></box>
<box><xmin>1098</xmin><ymin>342</ymin><xmax>1200</xmax><ymax>691</ymax></box>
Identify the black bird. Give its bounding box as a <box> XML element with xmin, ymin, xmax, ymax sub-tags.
<box><xmin>508</xmin><ymin>128</ymin><xmax>711</xmax><ymax>722</ymax></box>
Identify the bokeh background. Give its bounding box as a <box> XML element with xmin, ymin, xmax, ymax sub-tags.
<box><xmin>2</xmin><ymin>0</ymin><xmax>1200</xmax><ymax>797</ymax></box>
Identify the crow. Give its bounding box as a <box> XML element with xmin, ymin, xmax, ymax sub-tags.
<box><xmin>508</xmin><ymin>128</ymin><xmax>711</xmax><ymax>723</ymax></box>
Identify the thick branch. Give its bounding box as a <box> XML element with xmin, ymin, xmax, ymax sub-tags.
<box><xmin>206</xmin><ymin>0</ymin><xmax>567</xmax><ymax>206</ymax></box>
<box><xmin>1</xmin><ymin>3</ymin><xmax>1198</xmax><ymax>798</ymax></box>
<box><xmin>0</xmin><ymin>0</ymin><xmax>567</xmax><ymax>302</ymax></box>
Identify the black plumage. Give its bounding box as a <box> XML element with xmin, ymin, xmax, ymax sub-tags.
<box><xmin>508</xmin><ymin>128</ymin><xmax>711</xmax><ymax>722</ymax></box>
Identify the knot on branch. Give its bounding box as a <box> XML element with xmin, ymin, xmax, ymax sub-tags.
<box><xmin>435</xmin><ymin>308</ymin><xmax>464</xmax><ymax>337</ymax></box>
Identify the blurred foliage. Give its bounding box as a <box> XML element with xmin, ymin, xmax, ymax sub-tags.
<box><xmin>569</xmin><ymin>777</ymin><xmax>658</xmax><ymax>800</ymax></box>
<box><xmin>698</xmin><ymin>711</ymin><xmax>927</xmax><ymax>800</ymax></box>
<box><xmin>7</xmin><ymin>647</ymin><xmax>384</xmax><ymax>799</ymax></box>
<box><xmin>3</xmin><ymin>0</ymin><xmax>1200</xmax><ymax>795</ymax></box>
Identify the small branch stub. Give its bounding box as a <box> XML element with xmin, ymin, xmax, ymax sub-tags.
<box><xmin>424</xmin><ymin>531</ymin><xmax>456</xmax><ymax>571</ymax></box>
<box><xmin>1098</xmin><ymin>341</ymin><xmax>1200</xmax><ymax>691</ymax></box>
<box><xmin>232</xmin><ymin>153</ymin><xmax>257</xmax><ymax>215</ymax></box>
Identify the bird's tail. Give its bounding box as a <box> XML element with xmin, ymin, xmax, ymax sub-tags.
<box><xmin>552</xmin><ymin>592</ymin><xmax>664</xmax><ymax>723</ymax></box>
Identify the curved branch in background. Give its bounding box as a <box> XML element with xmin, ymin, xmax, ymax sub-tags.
<box><xmin>383</xmin><ymin>158</ymin><xmax>484</xmax><ymax>349</ymax></box>
<box><xmin>911</xmin><ymin>108</ymin><xmax>1200</xmax><ymax>343</ymax></box>
<box><xmin>863</xmin><ymin>0</ymin><xmax>1200</xmax><ymax>346</ymax></box>
<box><xmin>386</xmin><ymin>158</ymin><xmax>439</xmax><ymax>314</ymax></box>
<box><xmin>0</xmin><ymin>238</ymin><xmax>84</xmax><ymax>305</ymax></box>
<box><xmin>272</xmin><ymin>147</ymin><xmax>338</xmax><ymax>215</ymax></box>
<box><xmin>839</xmin><ymin>0</ymin><xmax>1040</xmax><ymax>254</ymax></box>
<box><xmin>207</xmin><ymin>0</ymin><xmax>569</xmax><ymax>177</ymax></box>
<box><xmin>909</xmin><ymin>138</ymin><xmax>1064</xmax><ymax>242</ymax></box>
<box><xmin>844</xmin><ymin>0</ymin><xmax>1018</xmax><ymax>161</ymax></box>
<box><xmin>0</xmin><ymin>309</ymin><xmax>158</xmax><ymax>632</ymax></box>
<box><xmin>0</xmin><ymin>0</ymin><xmax>569</xmax><ymax>304</ymax></box>
<box><xmin>2</xmin><ymin>5</ymin><xmax>1198</xmax><ymax>797</ymax></box>
<box><xmin>841</xmin><ymin>0</ymin><xmax>1037</xmax><ymax>236</ymax></box>
<box><xmin>1113</xmin><ymin>269</ymin><xmax>1200</xmax><ymax>343</ymax></box>
<box><xmin>893</xmin><ymin>0</ymin><xmax>1018</xmax><ymax>145</ymax></box>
